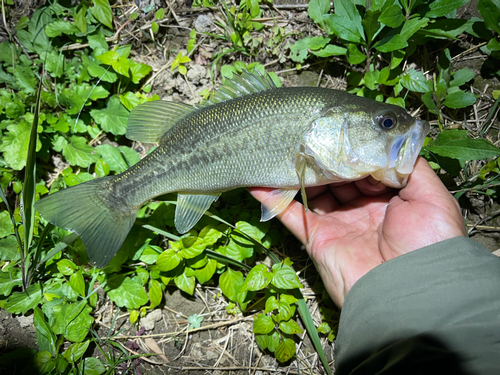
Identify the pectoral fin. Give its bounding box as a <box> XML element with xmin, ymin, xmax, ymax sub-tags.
<box><xmin>175</xmin><ymin>193</ymin><xmax>220</xmax><ymax>233</ymax></box>
<box><xmin>260</xmin><ymin>188</ymin><xmax>298</xmax><ymax>222</ymax></box>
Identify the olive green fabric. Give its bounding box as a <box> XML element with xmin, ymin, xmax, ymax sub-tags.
<box><xmin>335</xmin><ymin>237</ymin><xmax>500</xmax><ymax>375</ymax></box>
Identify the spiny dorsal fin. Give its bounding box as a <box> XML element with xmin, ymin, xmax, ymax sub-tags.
<box><xmin>196</xmin><ymin>69</ymin><xmax>278</xmax><ymax>108</ymax></box>
<box><xmin>126</xmin><ymin>101</ymin><xmax>194</xmax><ymax>143</ymax></box>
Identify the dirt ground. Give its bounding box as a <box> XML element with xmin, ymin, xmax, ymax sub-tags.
<box><xmin>1</xmin><ymin>0</ymin><xmax>500</xmax><ymax>374</ymax></box>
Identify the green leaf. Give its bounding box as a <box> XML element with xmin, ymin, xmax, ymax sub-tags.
<box><xmin>425</xmin><ymin>130</ymin><xmax>500</xmax><ymax>164</ymax></box>
<box><xmin>129</xmin><ymin>60</ymin><xmax>152</xmax><ymax>84</ymax></box>
<box><xmin>179</xmin><ymin>236</ymin><xmax>207</xmax><ymax>259</ymax></box>
<box><xmin>53</xmin><ymin>135</ymin><xmax>100</xmax><ymax>168</ymax></box>
<box><xmin>289</xmin><ymin>38</ymin><xmax>312</xmax><ymax>63</ymax></box>
<box><xmin>312</xmin><ymin>44</ymin><xmax>347</xmax><ymax>57</ymax></box>
<box><xmin>346</xmin><ymin>43</ymin><xmax>366</xmax><ymax>64</ymax></box>
<box><xmin>63</xmin><ymin>340</ymin><xmax>90</xmax><ymax>363</ymax></box>
<box><xmin>363</xmin><ymin>10</ymin><xmax>382</xmax><ymax>44</ymax></box>
<box><xmin>198</xmin><ymin>225</ymin><xmax>223</xmax><ymax>246</ymax></box>
<box><xmin>275</xmin><ymin>337</ymin><xmax>296</xmax><ymax>363</ymax></box>
<box><xmin>194</xmin><ymin>258</ymin><xmax>217</xmax><ymax>284</ymax></box>
<box><xmin>74</xmin><ymin>5</ymin><xmax>88</xmax><ymax>34</ymax></box>
<box><xmin>45</xmin><ymin>20</ymin><xmax>80</xmax><ymax>37</ymax></box>
<box><xmin>0</xmin><ymin>236</ymin><xmax>19</xmax><ymax>261</ymax></box>
<box><xmin>400</xmin><ymin>69</ymin><xmax>430</xmax><ymax>93</ymax></box>
<box><xmin>155</xmin><ymin>8</ymin><xmax>165</xmax><ymax>20</ymax></box>
<box><xmin>324</xmin><ymin>14</ymin><xmax>362</xmax><ymax>43</ymax></box>
<box><xmin>188</xmin><ymin>313</ymin><xmax>203</xmax><ymax>329</ymax></box>
<box><xmin>78</xmin><ymin>357</ymin><xmax>105</xmax><ymax>375</ymax></box>
<box><xmin>107</xmin><ymin>275</ymin><xmax>149</xmax><ymax>309</ymax></box>
<box><xmin>120</xmin><ymin>92</ymin><xmax>140</xmax><ymax>111</ymax></box>
<box><xmin>379</xmin><ymin>3</ymin><xmax>404</xmax><ymax>28</ymax></box>
<box><xmin>4</xmin><ymin>283</ymin><xmax>42</xmax><ymax>314</ymax></box>
<box><xmin>308</xmin><ymin>0</ymin><xmax>330</xmax><ymax>25</ymax></box>
<box><xmin>253</xmin><ymin>314</ymin><xmax>274</xmax><ymax>334</ymax></box>
<box><xmin>0</xmin><ymin>119</ymin><xmax>40</xmax><ymax>170</ymax></box>
<box><xmin>96</xmin><ymin>144</ymin><xmax>140</xmax><ymax>173</ymax></box>
<box><xmin>91</xmin><ymin>0</ymin><xmax>113</xmax><ymax>29</ymax></box>
<box><xmin>386</xmin><ymin>97</ymin><xmax>405</xmax><ymax>108</ymax></box>
<box><xmin>0</xmin><ymin>269</ymin><xmax>22</xmax><ymax>296</ymax></box>
<box><xmin>157</xmin><ymin>248</ymin><xmax>182</xmax><ymax>272</ymax></box>
<box><xmin>279</xmin><ymin>319</ymin><xmax>303</xmax><ymax>335</ymax></box>
<box><xmin>52</xmin><ymin>300</ymin><xmax>93</xmax><ymax>342</ymax></box>
<box><xmin>0</xmin><ymin>211</ymin><xmax>13</xmax><ymax>238</ymax></box>
<box><xmin>218</xmin><ymin>238</ymin><xmax>254</xmax><ymax>262</ymax></box>
<box><xmin>33</xmin><ymin>307</ymin><xmax>57</xmax><ymax>356</ymax></box>
<box><xmin>317</xmin><ymin>322</ymin><xmax>332</xmax><ymax>334</ymax></box>
<box><xmin>57</xmin><ymin>259</ymin><xmax>77</xmax><ymax>276</ymax></box>
<box><xmin>449</xmin><ymin>68</ymin><xmax>476</xmax><ymax>87</ymax></box>
<box><xmin>272</xmin><ymin>264</ymin><xmax>304</xmax><ymax>289</ymax></box>
<box><xmin>174</xmin><ymin>272</ymin><xmax>195</xmax><ymax>295</ymax></box>
<box><xmin>69</xmin><ymin>270</ymin><xmax>86</xmax><ymax>297</ymax></box>
<box><xmin>240</xmin><ymin>264</ymin><xmax>272</xmax><ymax>292</ymax></box>
<box><xmin>90</xmin><ymin>96</ymin><xmax>129</xmax><ymax>135</ymax></box>
<box><xmin>151</xmin><ymin>22</ymin><xmax>159</xmax><ymax>34</ymax></box>
<box><xmin>400</xmin><ymin>17</ymin><xmax>429</xmax><ymax>40</ymax></box>
<box><xmin>306</xmin><ymin>36</ymin><xmax>330</xmax><ymax>50</ymax></box>
<box><xmin>334</xmin><ymin>0</ymin><xmax>364</xmax><ymax>38</ymax></box>
<box><xmin>426</xmin><ymin>0</ymin><xmax>470</xmax><ymax>18</ymax></box>
<box><xmin>219</xmin><ymin>267</ymin><xmax>246</xmax><ymax>302</ymax></box>
<box><xmin>443</xmin><ymin>90</ymin><xmax>476</xmax><ymax>108</ymax></box>
<box><xmin>478</xmin><ymin>0</ymin><xmax>500</xmax><ymax>34</ymax></box>
<box><xmin>375</xmin><ymin>33</ymin><xmax>408</xmax><ymax>52</ymax></box>
<box><xmin>34</xmin><ymin>351</ymin><xmax>55</xmax><ymax>374</ymax></box>
<box><xmin>148</xmin><ymin>279</ymin><xmax>162</xmax><ymax>309</ymax></box>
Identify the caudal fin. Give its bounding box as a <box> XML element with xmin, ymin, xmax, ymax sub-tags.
<box><xmin>35</xmin><ymin>176</ymin><xmax>138</xmax><ymax>267</ymax></box>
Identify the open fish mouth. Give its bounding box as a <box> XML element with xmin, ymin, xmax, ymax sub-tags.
<box><xmin>390</xmin><ymin>119</ymin><xmax>430</xmax><ymax>174</ymax></box>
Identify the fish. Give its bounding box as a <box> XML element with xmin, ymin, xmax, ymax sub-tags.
<box><xmin>35</xmin><ymin>70</ymin><xmax>430</xmax><ymax>267</ymax></box>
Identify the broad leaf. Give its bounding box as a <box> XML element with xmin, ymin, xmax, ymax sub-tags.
<box><xmin>425</xmin><ymin>130</ymin><xmax>500</xmax><ymax>165</ymax></box>
<box><xmin>91</xmin><ymin>0</ymin><xmax>113</xmax><ymax>29</ymax></box>
<box><xmin>253</xmin><ymin>314</ymin><xmax>274</xmax><ymax>334</ymax></box>
<box><xmin>275</xmin><ymin>337</ymin><xmax>296</xmax><ymax>363</ymax></box>
<box><xmin>107</xmin><ymin>275</ymin><xmax>149</xmax><ymax>309</ymax></box>
<box><xmin>4</xmin><ymin>282</ymin><xmax>42</xmax><ymax>314</ymax></box>
<box><xmin>90</xmin><ymin>96</ymin><xmax>129</xmax><ymax>135</ymax></box>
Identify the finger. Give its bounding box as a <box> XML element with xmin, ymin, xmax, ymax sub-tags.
<box><xmin>355</xmin><ymin>176</ymin><xmax>394</xmax><ymax>196</ymax></box>
<box><xmin>397</xmin><ymin>157</ymin><xmax>466</xmax><ymax>237</ymax></box>
<box><xmin>327</xmin><ymin>182</ymin><xmax>362</xmax><ymax>205</ymax></box>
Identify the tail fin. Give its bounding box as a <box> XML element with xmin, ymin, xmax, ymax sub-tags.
<box><xmin>35</xmin><ymin>176</ymin><xmax>138</xmax><ymax>268</ymax></box>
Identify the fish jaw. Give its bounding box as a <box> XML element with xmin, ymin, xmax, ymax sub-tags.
<box><xmin>373</xmin><ymin>119</ymin><xmax>430</xmax><ymax>187</ymax></box>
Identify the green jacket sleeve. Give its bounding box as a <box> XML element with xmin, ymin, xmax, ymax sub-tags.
<box><xmin>334</xmin><ymin>237</ymin><xmax>500</xmax><ymax>375</ymax></box>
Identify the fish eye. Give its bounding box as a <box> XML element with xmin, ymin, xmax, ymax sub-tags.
<box><xmin>377</xmin><ymin>113</ymin><xmax>397</xmax><ymax>130</ymax></box>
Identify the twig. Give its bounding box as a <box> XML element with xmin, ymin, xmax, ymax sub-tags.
<box><xmin>113</xmin><ymin>314</ymin><xmax>255</xmax><ymax>340</ymax></box>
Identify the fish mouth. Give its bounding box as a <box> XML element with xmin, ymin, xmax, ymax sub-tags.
<box><xmin>389</xmin><ymin>119</ymin><xmax>430</xmax><ymax>174</ymax></box>
<box><xmin>376</xmin><ymin>119</ymin><xmax>430</xmax><ymax>188</ymax></box>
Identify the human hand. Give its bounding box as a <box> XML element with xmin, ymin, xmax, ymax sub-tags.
<box><xmin>248</xmin><ymin>158</ymin><xmax>466</xmax><ymax>308</ymax></box>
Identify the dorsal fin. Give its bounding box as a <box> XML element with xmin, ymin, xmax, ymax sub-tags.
<box><xmin>196</xmin><ymin>69</ymin><xmax>278</xmax><ymax>108</ymax></box>
<box><xmin>126</xmin><ymin>101</ymin><xmax>194</xmax><ymax>143</ymax></box>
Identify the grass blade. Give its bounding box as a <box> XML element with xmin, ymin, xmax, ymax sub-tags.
<box><xmin>296</xmin><ymin>296</ymin><xmax>332</xmax><ymax>375</ymax></box>
<box><xmin>22</xmin><ymin>68</ymin><xmax>43</xmax><ymax>286</ymax></box>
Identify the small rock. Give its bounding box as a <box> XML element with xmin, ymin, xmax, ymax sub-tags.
<box><xmin>194</xmin><ymin>14</ymin><xmax>213</xmax><ymax>33</ymax></box>
<box><xmin>187</xmin><ymin>64</ymin><xmax>207</xmax><ymax>85</ymax></box>
<box><xmin>16</xmin><ymin>314</ymin><xmax>34</xmax><ymax>328</ymax></box>
<box><xmin>141</xmin><ymin>309</ymin><xmax>163</xmax><ymax>331</ymax></box>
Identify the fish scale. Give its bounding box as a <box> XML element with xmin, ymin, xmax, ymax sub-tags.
<box><xmin>35</xmin><ymin>71</ymin><xmax>429</xmax><ymax>267</ymax></box>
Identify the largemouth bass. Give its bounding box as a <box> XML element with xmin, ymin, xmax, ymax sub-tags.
<box><xmin>35</xmin><ymin>71</ymin><xmax>429</xmax><ymax>267</ymax></box>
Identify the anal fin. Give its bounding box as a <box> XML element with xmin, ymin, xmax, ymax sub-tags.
<box><xmin>260</xmin><ymin>188</ymin><xmax>298</xmax><ymax>222</ymax></box>
<box><xmin>175</xmin><ymin>193</ymin><xmax>220</xmax><ymax>233</ymax></box>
